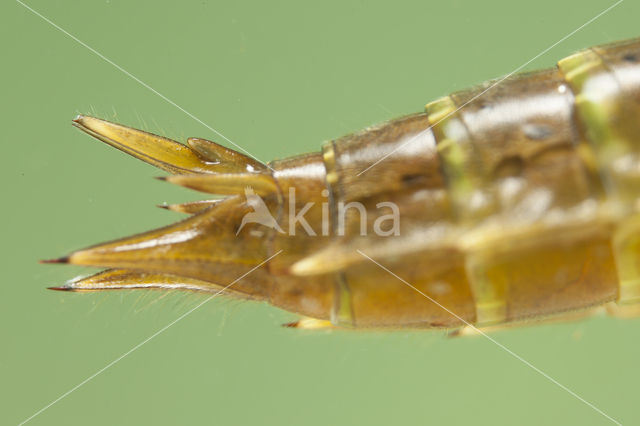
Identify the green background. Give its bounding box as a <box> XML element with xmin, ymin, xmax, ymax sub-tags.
<box><xmin>3</xmin><ymin>0</ymin><xmax>639</xmax><ymax>425</ymax></box>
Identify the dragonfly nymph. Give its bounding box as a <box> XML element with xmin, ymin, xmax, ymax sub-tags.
<box><xmin>45</xmin><ymin>38</ymin><xmax>640</xmax><ymax>331</ymax></box>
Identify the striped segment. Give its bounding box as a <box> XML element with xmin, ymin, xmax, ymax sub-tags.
<box><xmin>559</xmin><ymin>39</ymin><xmax>640</xmax><ymax>306</ymax></box>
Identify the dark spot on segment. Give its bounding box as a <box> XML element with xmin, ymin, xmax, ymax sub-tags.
<box><xmin>522</xmin><ymin>123</ymin><xmax>553</xmax><ymax>141</ymax></box>
<box><xmin>623</xmin><ymin>53</ymin><xmax>638</xmax><ymax>63</ymax></box>
<box><xmin>401</xmin><ymin>173</ymin><xmax>425</xmax><ymax>187</ymax></box>
<box><xmin>493</xmin><ymin>156</ymin><xmax>524</xmax><ymax>178</ymax></box>
<box><xmin>287</xmin><ymin>288</ymin><xmax>304</xmax><ymax>297</ymax></box>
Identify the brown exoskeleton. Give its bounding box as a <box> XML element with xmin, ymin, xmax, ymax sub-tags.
<box><xmin>45</xmin><ymin>37</ymin><xmax>640</xmax><ymax>331</ymax></box>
